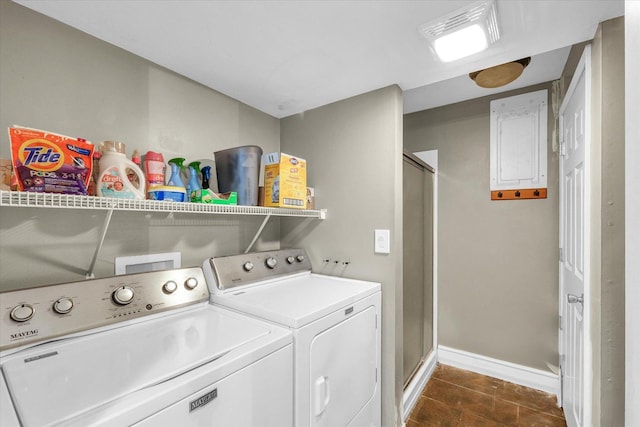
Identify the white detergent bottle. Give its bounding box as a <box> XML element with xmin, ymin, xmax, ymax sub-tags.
<box><xmin>96</xmin><ymin>141</ymin><xmax>145</xmax><ymax>199</ymax></box>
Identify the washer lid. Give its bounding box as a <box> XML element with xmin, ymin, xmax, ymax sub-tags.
<box><xmin>1</xmin><ymin>306</ymin><xmax>276</xmax><ymax>426</ymax></box>
<box><xmin>212</xmin><ymin>273</ymin><xmax>381</xmax><ymax>328</ymax></box>
<box><xmin>0</xmin><ymin>372</ymin><xmax>18</xmax><ymax>426</ymax></box>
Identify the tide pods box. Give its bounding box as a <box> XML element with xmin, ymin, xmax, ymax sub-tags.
<box><xmin>263</xmin><ymin>152</ymin><xmax>307</xmax><ymax>209</ymax></box>
<box><xmin>9</xmin><ymin>126</ymin><xmax>94</xmax><ymax>195</ymax></box>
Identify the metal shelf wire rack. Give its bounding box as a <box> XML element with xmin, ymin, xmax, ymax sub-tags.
<box><xmin>1</xmin><ymin>190</ymin><xmax>326</xmax><ymax>277</ymax></box>
<box><xmin>0</xmin><ymin>190</ymin><xmax>326</xmax><ymax>218</ymax></box>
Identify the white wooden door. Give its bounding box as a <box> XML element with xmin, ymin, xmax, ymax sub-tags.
<box><xmin>559</xmin><ymin>45</ymin><xmax>591</xmax><ymax>427</ymax></box>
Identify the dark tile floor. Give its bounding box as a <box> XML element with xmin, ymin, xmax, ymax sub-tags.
<box><xmin>407</xmin><ymin>364</ymin><xmax>567</xmax><ymax>427</ymax></box>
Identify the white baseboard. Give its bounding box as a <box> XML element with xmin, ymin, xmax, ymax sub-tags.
<box><xmin>402</xmin><ymin>350</ymin><xmax>437</xmax><ymax>421</ymax></box>
<box><xmin>437</xmin><ymin>345</ymin><xmax>560</xmax><ymax>399</ymax></box>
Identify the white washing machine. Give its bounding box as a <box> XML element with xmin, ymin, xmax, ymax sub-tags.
<box><xmin>203</xmin><ymin>249</ymin><xmax>381</xmax><ymax>427</ymax></box>
<box><xmin>0</xmin><ymin>267</ymin><xmax>293</xmax><ymax>427</ymax></box>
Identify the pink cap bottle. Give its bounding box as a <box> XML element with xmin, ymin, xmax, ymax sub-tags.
<box><xmin>144</xmin><ymin>151</ymin><xmax>165</xmax><ymax>188</ymax></box>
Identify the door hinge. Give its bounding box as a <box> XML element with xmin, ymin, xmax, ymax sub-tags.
<box><xmin>559</xmin><ymin>247</ymin><xmax>564</xmax><ymax>262</ymax></box>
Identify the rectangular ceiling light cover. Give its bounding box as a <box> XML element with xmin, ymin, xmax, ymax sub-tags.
<box><xmin>419</xmin><ymin>0</ymin><xmax>500</xmax><ymax>62</ymax></box>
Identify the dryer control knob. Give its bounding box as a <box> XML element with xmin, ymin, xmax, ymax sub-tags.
<box><xmin>10</xmin><ymin>304</ymin><xmax>35</xmax><ymax>322</ymax></box>
<box><xmin>265</xmin><ymin>257</ymin><xmax>277</xmax><ymax>269</ymax></box>
<box><xmin>112</xmin><ymin>286</ymin><xmax>135</xmax><ymax>305</ymax></box>
<box><xmin>162</xmin><ymin>280</ymin><xmax>178</xmax><ymax>294</ymax></box>
<box><xmin>184</xmin><ymin>277</ymin><xmax>198</xmax><ymax>290</ymax></box>
<box><xmin>243</xmin><ymin>261</ymin><xmax>254</xmax><ymax>272</ymax></box>
<box><xmin>296</xmin><ymin>255</ymin><xmax>305</xmax><ymax>262</ymax></box>
<box><xmin>286</xmin><ymin>256</ymin><xmax>295</xmax><ymax>264</ymax></box>
<box><xmin>53</xmin><ymin>297</ymin><xmax>74</xmax><ymax>314</ymax></box>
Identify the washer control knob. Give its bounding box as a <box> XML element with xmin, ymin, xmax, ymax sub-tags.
<box><xmin>10</xmin><ymin>304</ymin><xmax>35</xmax><ymax>322</ymax></box>
<box><xmin>53</xmin><ymin>297</ymin><xmax>74</xmax><ymax>314</ymax></box>
<box><xmin>243</xmin><ymin>261</ymin><xmax>254</xmax><ymax>272</ymax></box>
<box><xmin>286</xmin><ymin>256</ymin><xmax>295</xmax><ymax>264</ymax></box>
<box><xmin>112</xmin><ymin>286</ymin><xmax>135</xmax><ymax>305</ymax></box>
<box><xmin>184</xmin><ymin>277</ymin><xmax>198</xmax><ymax>290</ymax></box>
<box><xmin>162</xmin><ymin>280</ymin><xmax>178</xmax><ymax>294</ymax></box>
<box><xmin>296</xmin><ymin>255</ymin><xmax>305</xmax><ymax>262</ymax></box>
<box><xmin>265</xmin><ymin>257</ymin><xmax>277</xmax><ymax>269</ymax></box>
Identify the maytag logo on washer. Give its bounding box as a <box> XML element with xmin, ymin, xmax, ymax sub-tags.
<box><xmin>10</xmin><ymin>329</ymin><xmax>38</xmax><ymax>340</ymax></box>
<box><xmin>190</xmin><ymin>388</ymin><xmax>218</xmax><ymax>412</ymax></box>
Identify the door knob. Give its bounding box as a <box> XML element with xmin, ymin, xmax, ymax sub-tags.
<box><xmin>567</xmin><ymin>293</ymin><xmax>584</xmax><ymax>305</ymax></box>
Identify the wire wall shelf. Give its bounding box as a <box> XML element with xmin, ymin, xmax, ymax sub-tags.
<box><xmin>1</xmin><ymin>190</ymin><xmax>326</xmax><ymax>278</ymax></box>
<box><xmin>0</xmin><ymin>191</ymin><xmax>326</xmax><ymax>219</ymax></box>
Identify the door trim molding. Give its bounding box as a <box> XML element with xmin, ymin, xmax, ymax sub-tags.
<box><xmin>438</xmin><ymin>345</ymin><xmax>560</xmax><ymax>398</ymax></box>
<box><xmin>626</xmin><ymin>2</ymin><xmax>640</xmax><ymax>425</ymax></box>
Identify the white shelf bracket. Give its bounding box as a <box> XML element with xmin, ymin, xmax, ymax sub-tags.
<box><xmin>244</xmin><ymin>213</ymin><xmax>272</xmax><ymax>254</ymax></box>
<box><xmin>86</xmin><ymin>208</ymin><xmax>114</xmax><ymax>279</ymax></box>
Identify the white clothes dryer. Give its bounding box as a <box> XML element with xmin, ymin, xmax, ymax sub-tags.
<box><xmin>203</xmin><ymin>249</ymin><xmax>381</xmax><ymax>427</ymax></box>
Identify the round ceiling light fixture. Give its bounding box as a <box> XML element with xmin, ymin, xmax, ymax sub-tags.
<box><xmin>469</xmin><ymin>57</ymin><xmax>531</xmax><ymax>88</ymax></box>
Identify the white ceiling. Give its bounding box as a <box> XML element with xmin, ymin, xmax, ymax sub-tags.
<box><xmin>15</xmin><ymin>0</ymin><xmax>624</xmax><ymax>118</ymax></box>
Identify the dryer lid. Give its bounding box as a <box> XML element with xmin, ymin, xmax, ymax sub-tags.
<box><xmin>211</xmin><ymin>273</ymin><xmax>381</xmax><ymax>328</ymax></box>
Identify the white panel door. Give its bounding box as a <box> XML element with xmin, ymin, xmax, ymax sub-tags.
<box><xmin>309</xmin><ymin>307</ymin><xmax>377</xmax><ymax>427</ymax></box>
<box><xmin>559</xmin><ymin>46</ymin><xmax>591</xmax><ymax>427</ymax></box>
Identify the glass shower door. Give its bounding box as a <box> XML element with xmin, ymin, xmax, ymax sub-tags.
<box><xmin>402</xmin><ymin>153</ymin><xmax>434</xmax><ymax>386</ymax></box>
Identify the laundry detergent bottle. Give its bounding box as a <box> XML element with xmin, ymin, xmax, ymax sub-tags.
<box><xmin>96</xmin><ymin>141</ymin><xmax>145</xmax><ymax>199</ymax></box>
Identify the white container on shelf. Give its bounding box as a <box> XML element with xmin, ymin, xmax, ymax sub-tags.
<box><xmin>96</xmin><ymin>141</ymin><xmax>145</xmax><ymax>199</ymax></box>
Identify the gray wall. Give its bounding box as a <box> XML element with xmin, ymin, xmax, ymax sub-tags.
<box><xmin>404</xmin><ymin>82</ymin><xmax>559</xmax><ymax>371</ymax></box>
<box><xmin>0</xmin><ymin>1</ymin><xmax>281</xmax><ymax>289</ymax></box>
<box><xmin>589</xmin><ymin>17</ymin><xmax>625</xmax><ymax>427</ymax></box>
<box><xmin>280</xmin><ymin>86</ymin><xmax>404</xmax><ymax>426</ymax></box>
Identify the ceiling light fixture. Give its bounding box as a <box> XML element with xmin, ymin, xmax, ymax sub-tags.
<box><xmin>419</xmin><ymin>0</ymin><xmax>500</xmax><ymax>63</ymax></box>
<box><xmin>469</xmin><ymin>57</ymin><xmax>531</xmax><ymax>88</ymax></box>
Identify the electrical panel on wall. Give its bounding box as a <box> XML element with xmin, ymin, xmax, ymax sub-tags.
<box><xmin>490</xmin><ymin>89</ymin><xmax>548</xmax><ymax>200</ymax></box>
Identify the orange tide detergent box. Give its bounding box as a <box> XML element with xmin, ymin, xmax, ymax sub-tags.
<box><xmin>9</xmin><ymin>126</ymin><xmax>94</xmax><ymax>195</ymax></box>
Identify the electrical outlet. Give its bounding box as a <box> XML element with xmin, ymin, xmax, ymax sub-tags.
<box><xmin>374</xmin><ymin>229</ymin><xmax>390</xmax><ymax>254</ymax></box>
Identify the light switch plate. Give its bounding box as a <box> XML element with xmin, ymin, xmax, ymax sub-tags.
<box><xmin>374</xmin><ymin>229</ymin><xmax>390</xmax><ymax>254</ymax></box>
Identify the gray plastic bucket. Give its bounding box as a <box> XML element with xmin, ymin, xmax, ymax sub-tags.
<box><xmin>214</xmin><ymin>145</ymin><xmax>263</xmax><ymax>206</ymax></box>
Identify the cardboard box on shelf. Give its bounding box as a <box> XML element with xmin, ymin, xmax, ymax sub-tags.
<box><xmin>306</xmin><ymin>187</ymin><xmax>315</xmax><ymax>210</ymax></box>
<box><xmin>263</xmin><ymin>152</ymin><xmax>307</xmax><ymax>209</ymax></box>
<box><xmin>0</xmin><ymin>159</ymin><xmax>12</xmax><ymax>190</ymax></box>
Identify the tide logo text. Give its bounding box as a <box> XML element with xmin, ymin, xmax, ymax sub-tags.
<box><xmin>18</xmin><ymin>139</ymin><xmax>65</xmax><ymax>172</ymax></box>
<box><xmin>23</xmin><ymin>147</ymin><xmax>60</xmax><ymax>166</ymax></box>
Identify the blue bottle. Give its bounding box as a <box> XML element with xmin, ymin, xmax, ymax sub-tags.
<box><xmin>187</xmin><ymin>161</ymin><xmax>202</xmax><ymax>200</ymax></box>
<box><xmin>167</xmin><ymin>158</ymin><xmax>186</xmax><ymax>189</ymax></box>
<box><xmin>201</xmin><ymin>165</ymin><xmax>211</xmax><ymax>190</ymax></box>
